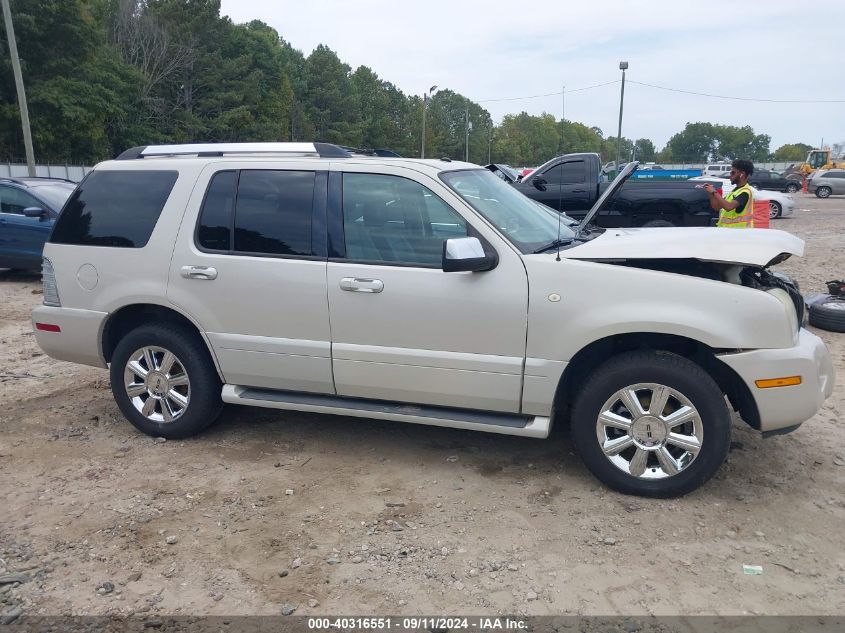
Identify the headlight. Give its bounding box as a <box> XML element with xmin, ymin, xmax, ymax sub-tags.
<box><xmin>767</xmin><ymin>287</ymin><xmax>799</xmax><ymax>333</ymax></box>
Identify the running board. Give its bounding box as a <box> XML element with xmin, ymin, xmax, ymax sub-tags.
<box><xmin>221</xmin><ymin>385</ymin><xmax>551</xmax><ymax>439</ymax></box>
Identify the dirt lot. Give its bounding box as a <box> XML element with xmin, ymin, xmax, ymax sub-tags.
<box><xmin>1</xmin><ymin>193</ymin><xmax>844</xmax><ymax>619</ymax></box>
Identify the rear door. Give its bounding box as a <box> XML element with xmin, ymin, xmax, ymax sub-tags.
<box><xmin>167</xmin><ymin>163</ymin><xmax>334</xmax><ymax>393</ymax></box>
<box><xmin>325</xmin><ymin>164</ymin><xmax>529</xmax><ymax>412</ymax></box>
<box><xmin>0</xmin><ymin>184</ymin><xmax>53</xmax><ymax>268</ymax></box>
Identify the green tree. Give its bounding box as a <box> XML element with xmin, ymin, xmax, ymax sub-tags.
<box><xmin>664</xmin><ymin>122</ymin><xmax>718</xmax><ymax>162</ymax></box>
<box><xmin>633</xmin><ymin>138</ymin><xmax>656</xmax><ymax>162</ymax></box>
<box><xmin>772</xmin><ymin>143</ymin><xmax>813</xmax><ymax>161</ymax></box>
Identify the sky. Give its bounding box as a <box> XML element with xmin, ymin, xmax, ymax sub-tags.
<box><xmin>218</xmin><ymin>0</ymin><xmax>845</xmax><ymax>152</ymax></box>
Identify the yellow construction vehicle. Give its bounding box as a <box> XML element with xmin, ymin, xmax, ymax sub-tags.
<box><xmin>797</xmin><ymin>148</ymin><xmax>845</xmax><ymax>176</ymax></box>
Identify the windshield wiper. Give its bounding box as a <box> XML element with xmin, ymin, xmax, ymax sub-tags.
<box><xmin>533</xmin><ymin>238</ymin><xmax>574</xmax><ymax>254</ymax></box>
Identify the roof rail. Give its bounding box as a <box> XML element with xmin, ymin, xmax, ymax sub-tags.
<box><xmin>115</xmin><ymin>142</ymin><xmax>354</xmax><ymax>160</ymax></box>
<box><xmin>339</xmin><ymin>146</ymin><xmax>403</xmax><ymax>158</ymax></box>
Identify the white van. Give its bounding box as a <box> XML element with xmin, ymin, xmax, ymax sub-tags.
<box><xmin>702</xmin><ymin>163</ymin><xmax>732</xmax><ymax>177</ymax></box>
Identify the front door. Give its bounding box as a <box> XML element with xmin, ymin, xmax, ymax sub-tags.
<box><xmin>167</xmin><ymin>163</ymin><xmax>334</xmax><ymax>394</ymax></box>
<box><xmin>0</xmin><ymin>185</ymin><xmax>53</xmax><ymax>268</ymax></box>
<box><xmin>326</xmin><ymin>166</ymin><xmax>529</xmax><ymax>413</ymax></box>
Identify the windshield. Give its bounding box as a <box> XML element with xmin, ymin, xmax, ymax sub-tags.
<box><xmin>31</xmin><ymin>183</ymin><xmax>75</xmax><ymax>210</ymax></box>
<box><xmin>440</xmin><ymin>169</ymin><xmax>576</xmax><ymax>253</ymax></box>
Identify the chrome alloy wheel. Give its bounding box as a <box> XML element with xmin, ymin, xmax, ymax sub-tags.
<box><xmin>124</xmin><ymin>346</ymin><xmax>191</xmax><ymax>423</ymax></box>
<box><xmin>595</xmin><ymin>383</ymin><xmax>703</xmax><ymax>480</ymax></box>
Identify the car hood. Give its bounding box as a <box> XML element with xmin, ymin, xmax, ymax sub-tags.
<box><xmin>558</xmin><ymin>227</ymin><xmax>804</xmax><ymax>267</ymax></box>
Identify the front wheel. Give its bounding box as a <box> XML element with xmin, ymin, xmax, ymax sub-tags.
<box><xmin>110</xmin><ymin>323</ymin><xmax>223</xmax><ymax>439</ymax></box>
<box><xmin>570</xmin><ymin>351</ymin><xmax>731</xmax><ymax>497</ymax></box>
<box><xmin>816</xmin><ymin>186</ymin><xmax>832</xmax><ymax>198</ymax></box>
<box><xmin>769</xmin><ymin>201</ymin><xmax>782</xmax><ymax>219</ymax></box>
<box><xmin>785</xmin><ymin>182</ymin><xmax>800</xmax><ymax>193</ymax></box>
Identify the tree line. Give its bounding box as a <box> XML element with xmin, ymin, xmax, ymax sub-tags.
<box><xmin>0</xmin><ymin>0</ymin><xmax>815</xmax><ymax>167</ymax></box>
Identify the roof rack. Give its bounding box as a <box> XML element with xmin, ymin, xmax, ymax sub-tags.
<box><xmin>339</xmin><ymin>146</ymin><xmax>403</xmax><ymax>158</ymax></box>
<box><xmin>115</xmin><ymin>142</ymin><xmax>354</xmax><ymax>160</ymax></box>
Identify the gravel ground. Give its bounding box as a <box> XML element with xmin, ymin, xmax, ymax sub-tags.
<box><xmin>1</xmin><ymin>192</ymin><xmax>843</xmax><ymax>618</ymax></box>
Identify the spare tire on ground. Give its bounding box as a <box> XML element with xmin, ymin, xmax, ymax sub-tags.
<box><xmin>808</xmin><ymin>296</ymin><xmax>845</xmax><ymax>333</ymax></box>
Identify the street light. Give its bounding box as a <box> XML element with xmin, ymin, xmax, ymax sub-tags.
<box><xmin>421</xmin><ymin>85</ymin><xmax>437</xmax><ymax>159</ymax></box>
<box><xmin>615</xmin><ymin>61</ymin><xmax>628</xmax><ymax>177</ymax></box>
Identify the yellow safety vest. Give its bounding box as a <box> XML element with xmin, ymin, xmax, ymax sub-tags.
<box><xmin>717</xmin><ymin>183</ymin><xmax>754</xmax><ymax>228</ymax></box>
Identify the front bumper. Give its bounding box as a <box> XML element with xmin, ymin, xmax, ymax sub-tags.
<box><xmin>32</xmin><ymin>305</ymin><xmax>108</xmax><ymax>368</ymax></box>
<box><xmin>717</xmin><ymin>328</ymin><xmax>835</xmax><ymax>433</ymax></box>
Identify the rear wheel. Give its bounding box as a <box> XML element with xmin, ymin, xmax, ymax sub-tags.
<box><xmin>769</xmin><ymin>201</ymin><xmax>782</xmax><ymax>219</ymax></box>
<box><xmin>641</xmin><ymin>219</ymin><xmax>675</xmax><ymax>228</ymax></box>
<box><xmin>816</xmin><ymin>186</ymin><xmax>832</xmax><ymax>198</ymax></box>
<box><xmin>570</xmin><ymin>350</ymin><xmax>731</xmax><ymax>497</ymax></box>
<box><xmin>110</xmin><ymin>323</ymin><xmax>222</xmax><ymax>438</ymax></box>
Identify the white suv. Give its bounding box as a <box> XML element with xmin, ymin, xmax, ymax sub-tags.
<box><xmin>33</xmin><ymin>143</ymin><xmax>835</xmax><ymax>497</ymax></box>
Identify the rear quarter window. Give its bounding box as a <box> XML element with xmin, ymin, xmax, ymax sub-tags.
<box><xmin>50</xmin><ymin>170</ymin><xmax>178</xmax><ymax>248</ymax></box>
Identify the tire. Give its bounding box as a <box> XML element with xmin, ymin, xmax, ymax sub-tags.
<box><xmin>769</xmin><ymin>201</ymin><xmax>782</xmax><ymax>219</ymax></box>
<box><xmin>641</xmin><ymin>219</ymin><xmax>675</xmax><ymax>228</ymax></box>
<box><xmin>808</xmin><ymin>297</ymin><xmax>845</xmax><ymax>333</ymax></box>
<box><xmin>110</xmin><ymin>323</ymin><xmax>223</xmax><ymax>439</ymax></box>
<box><xmin>570</xmin><ymin>350</ymin><xmax>731</xmax><ymax>498</ymax></box>
<box><xmin>816</xmin><ymin>186</ymin><xmax>832</xmax><ymax>199</ymax></box>
<box><xmin>785</xmin><ymin>182</ymin><xmax>800</xmax><ymax>194</ymax></box>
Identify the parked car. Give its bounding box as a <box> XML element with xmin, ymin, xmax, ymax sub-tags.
<box><xmin>0</xmin><ymin>177</ymin><xmax>76</xmax><ymax>270</ymax></box>
<box><xmin>494</xmin><ymin>153</ymin><xmax>718</xmax><ymax>227</ymax></box>
<box><xmin>32</xmin><ymin>143</ymin><xmax>834</xmax><ymax>498</ymax></box>
<box><xmin>702</xmin><ymin>163</ymin><xmax>732</xmax><ymax>178</ymax></box>
<box><xmin>688</xmin><ymin>176</ymin><xmax>796</xmax><ymax>219</ymax></box>
<box><xmin>748</xmin><ymin>169</ymin><xmax>802</xmax><ymax>193</ymax></box>
<box><xmin>809</xmin><ymin>169</ymin><xmax>845</xmax><ymax>198</ymax></box>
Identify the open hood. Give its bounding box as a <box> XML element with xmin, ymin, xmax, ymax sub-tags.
<box><xmin>560</xmin><ymin>227</ymin><xmax>804</xmax><ymax>267</ymax></box>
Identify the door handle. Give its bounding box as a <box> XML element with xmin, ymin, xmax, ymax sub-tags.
<box><xmin>571</xmin><ymin>189</ymin><xmax>586</xmax><ymax>193</ymax></box>
<box><xmin>340</xmin><ymin>277</ymin><xmax>384</xmax><ymax>293</ymax></box>
<box><xmin>180</xmin><ymin>265</ymin><xmax>217</xmax><ymax>280</ymax></box>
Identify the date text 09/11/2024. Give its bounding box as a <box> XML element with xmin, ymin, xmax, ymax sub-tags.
<box><xmin>307</xmin><ymin>617</ymin><xmax>528</xmax><ymax>630</ymax></box>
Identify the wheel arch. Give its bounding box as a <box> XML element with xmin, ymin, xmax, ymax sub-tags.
<box><xmin>101</xmin><ymin>303</ymin><xmax>224</xmax><ymax>381</ymax></box>
<box><xmin>551</xmin><ymin>332</ymin><xmax>760</xmax><ymax>430</ymax></box>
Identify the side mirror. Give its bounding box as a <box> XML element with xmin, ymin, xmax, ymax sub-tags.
<box><xmin>23</xmin><ymin>207</ymin><xmax>47</xmax><ymax>219</ymax></box>
<box><xmin>532</xmin><ymin>176</ymin><xmax>547</xmax><ymax>191</ymax></box>
<box><xmin>442</xmin><ymin>237</ymin><xmax>496</xmax><ymax>273</ymax></box>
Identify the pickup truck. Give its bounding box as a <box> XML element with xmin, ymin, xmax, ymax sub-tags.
<box><xmin>488</xmin><ymin>152</ymin><xmax>717</xmax><ymax>228</ymax></box>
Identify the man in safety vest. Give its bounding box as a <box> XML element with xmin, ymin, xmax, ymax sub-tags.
<box><xmin>703</xmin><ymin>159</ymin><xmax>755</xmax><ymax>228</ymax></box>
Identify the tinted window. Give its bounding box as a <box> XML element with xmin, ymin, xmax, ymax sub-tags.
<box><xmin>0</xmin><ymin>185</ymin><xmax>41</xmax><ymax>215</ymax></box>
<box><xmin>560</xmin><ymin>161</ymin><xmax>586</xmax><ymax>183</ymax></box>
<box><xmin>234</xmin><ymin>170</ymin><xmax>314</xmax><ymax>256</ymax></box>
<box><xmin>343</xmin><ymin>173</ymin><xmax>467</xmax><ymax>266</ymax></box>
<box><xmin>197</xmin><ymin>171</ymin><xmax>236</xmax><ymax>251</ymax></box>
<box><xmin>51</xmin><ymin>170</ymin><xmax>177</xmax><ymax>247</ymax></box>
<box><xmin>540</xmin><ymin>165</ymin><xmax>563</xmax><ymax>185</ymax></box>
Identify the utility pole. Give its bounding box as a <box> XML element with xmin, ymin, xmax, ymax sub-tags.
<box><xmin>561</xmin><ymin>84</ymin><xmax>565</xmax><ymax>123</ymax></box>
<box><xmin>421</xmin><ymin>85</ymin><xmax>437</xmax><ymax>159</ymax></box>
<box><xmin>615</xmin><ymin>61</ymin><xmax>628</xmax><ymax>177</ymax></box>
<box><xmin>487</xmin><ymin>124</ymin><xmax>492</xmax><ymax>164</ymax></box>
<box><xmin>465</xmin><ymin>108</ymin><xmax>470</xmax><ymax>162</ymax></box>
<box><xmin>1</xmin><ymin>0</ymin><xmax>35</xmax><ymax>176</ymax></box>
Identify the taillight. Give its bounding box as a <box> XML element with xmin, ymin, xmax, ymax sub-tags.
<box><xmin>42</xmin><ymin>257</ymin><xmax>61</xmax><ymax>307</ymax></box>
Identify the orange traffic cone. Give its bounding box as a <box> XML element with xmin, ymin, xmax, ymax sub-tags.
<box><xmin>802</xmin><ymin>177</ymin><xmax>808</xmax><ymax>193</ymax></box>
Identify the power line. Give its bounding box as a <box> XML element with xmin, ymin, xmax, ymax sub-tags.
<box><xmin>477</xmin><ymin>80</ymin><xmax>620</xmax><ymax>103</ymax></box>
<box><xmin>475</xmin><ymin>78</ymin><xmax>844</xmax><ymax>105</ymax></box>
<box><xmin>627</xmin><ymin>80</ymin><xmax>845</xmax><ymax>104</ymax></box>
